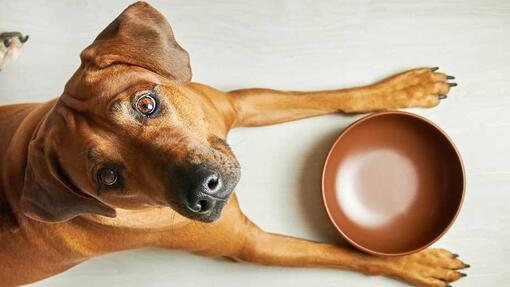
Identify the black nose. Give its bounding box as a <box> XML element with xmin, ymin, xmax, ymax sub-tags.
<box><xmin>194</xmin><ymin>166</ymin><xmax>222</xmax><ymax>194</ymax></box>
<box><xmin>187</xmin><ymin>197</ymin><xmax>213</xmax><ymax>214</ymax></box>
<box><xmin>185</xmin><ymin>166</ymin><xmax>223</xmax><ymax>214</ymax></box>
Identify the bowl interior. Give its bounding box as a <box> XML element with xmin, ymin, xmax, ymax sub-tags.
<box><xmin>322</xmin><ymin>112</ymin><xmax>464</xmax><ymax>256</ymax></box>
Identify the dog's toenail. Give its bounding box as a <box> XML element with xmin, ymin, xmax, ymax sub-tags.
<box><xmin>449</xmin><ymin>83</ymin><xmax>458</xmax><ymax>87</ymax></box>
<box><xmin>431</xmin><ymin>67</ymin><xmax>439</xmax><ymax>71</ymax></box>
<box><xmin>439</xmin><ymin>95</ymin><xmax>447</xmax><ymax>100</ymax></box>
<box><xmin>452</xmin><ymin>253</ymin><xmax>459</xmax><ymax>258</ymax></box>
<box><xmin>459</xmin><ymin>272</ymin><xmax>467</xmax><ymax>277</ymax></box>
<box><xmin>464</xmin><ymin>264</ymin><xmax>470</xmax><ymax>268</ymax></box>
<box><xmin>447</xmin><ymin>75</ymin><xmax>455</xmax><ymax>80</ymax></box>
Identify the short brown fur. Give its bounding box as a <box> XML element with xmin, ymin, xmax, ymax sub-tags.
<box><xmin>0</xmin><ymin>2</ymin><xmax>466</xmax><ymax>287</ymax></box>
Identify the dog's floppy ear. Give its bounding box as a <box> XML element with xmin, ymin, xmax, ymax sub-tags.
<box><xmin>80</xmin><ymin>1</ymin><xmax>191</xmax><ymax>83</ymax></box>
<box><xmin>20</xmin><ymin>130</ymin><xmax>116</xmax><ymax>223</ymax></box>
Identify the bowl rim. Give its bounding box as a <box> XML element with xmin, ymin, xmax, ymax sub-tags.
<box><xmin>321</xmin><ymin>111</ymin><xmax>466</xmax><ymax>256</ymax></box>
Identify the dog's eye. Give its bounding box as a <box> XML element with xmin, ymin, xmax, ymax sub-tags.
<box><xmin>135</xmin><ymin>93</ymin><xmax>157</xmax><ymax>116</ymax></box>
<box><xmin>97</xmin><ymin>167</ymin><xmax>119</xmax><ymax>187</ymax></box>
<box><xmin>3</xmin><ymin>39</ymin><xmax>10</xmax><ymax>48</ymax></box>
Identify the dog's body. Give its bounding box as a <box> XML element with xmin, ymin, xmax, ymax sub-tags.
<box><xmin>0</xmin><ymin>2</ymin><xmax>467</xmax><ymax>287</ymax></box>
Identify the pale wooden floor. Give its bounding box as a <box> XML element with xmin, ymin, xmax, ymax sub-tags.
<box><xmin>1</xmin><ymin>1</ymin><xmax>509</xmax><ymax>286</ymax></box>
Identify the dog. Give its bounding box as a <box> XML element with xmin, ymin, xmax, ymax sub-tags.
<box><xmin>0</xmin><ymin>2</ymin><xmax>467</xmax><ymax>287</ymax></box>
<box><xmin>0</xmin><ymin>32</ymin><xmax>28</xmax><ymax>71</ymax></box>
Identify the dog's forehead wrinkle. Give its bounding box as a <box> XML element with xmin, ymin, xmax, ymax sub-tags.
<box><xmin>65</xmin><ymin>64</ymin><xmax>165</xmax><ymax>102</ymax></box>
<box><xmin>59</xmin><ymin>93</ymin><xmax>94</xmax><ymax>114</ymax></box>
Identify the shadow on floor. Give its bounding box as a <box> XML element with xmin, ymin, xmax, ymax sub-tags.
<box><xmin>296</xmin><ymin>120</ymin><xmax>352</xmax><ymax>247</ymax></box>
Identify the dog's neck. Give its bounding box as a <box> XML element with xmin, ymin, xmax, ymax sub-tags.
<box><xmin>81</xmin><ymin>207</ymin><xmax>191</xmax><ymax>231</ymax></box>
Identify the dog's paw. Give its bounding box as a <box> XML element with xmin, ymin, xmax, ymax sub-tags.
<box><xmin>387</xmin><ymin>248</ymin><xmax>469</xmax><ymax>287</ymax></box>
<box><xmin>371</xmin><ymin>67</ymin><xmax>457</xmax><ymax>110</ymax></box>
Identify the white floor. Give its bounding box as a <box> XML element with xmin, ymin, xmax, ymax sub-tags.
<box><xmin>1</xmin><ymin>1</ymin><xmax>509</xmax><ymax>286</ymax></box>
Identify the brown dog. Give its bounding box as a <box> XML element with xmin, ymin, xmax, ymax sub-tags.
<box><xmin>0</xmin><ymin>2</ymin><xmax>467</xmax><ymax>287</ymax></box>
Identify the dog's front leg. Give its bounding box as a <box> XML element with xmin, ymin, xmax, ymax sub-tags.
<box><xmin>227</xmin><ymin>67</ymin><xmax>456</xmax><ymax>127</ymax></box>
<box><xmin>232</xmin><ymin>224</ymin><xmax>468</xmax><ymax>287</ymax></box>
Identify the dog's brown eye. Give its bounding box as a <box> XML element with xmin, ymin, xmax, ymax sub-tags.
<box><xmin>98</xmin><ymin>168</ymin><xmax>118</xmax><ymax>186</ymax></box>
<box><xmin>135</xmin><ymin>94</ymin><xmax>157</xmax><ymax>116</ymax></box>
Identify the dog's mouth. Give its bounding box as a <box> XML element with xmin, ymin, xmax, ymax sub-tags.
<box><xmin>165</xmin><ymin>138</ymin><xmax>241</xmax><ymax>223</ymax></box>
<box><xmin>170</xmin><ymin>187</ymin><xmax>235</xmax><ymax>223</ymax></box>
<box><xmin>181</xmin><ymin>195</ymin><xmax>231</xmax><ymax>223</ymax></box>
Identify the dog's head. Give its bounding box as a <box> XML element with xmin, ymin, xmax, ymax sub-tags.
<box><xmin>20</xmin><ymin>2</ymin><xmax>240</xmax><ymax>224</ymax></box>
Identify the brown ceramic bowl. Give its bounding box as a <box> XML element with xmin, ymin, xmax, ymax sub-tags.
<box><xmin>322</xmin><ymin>111</ymin><xmax>464</xmax><ymax>256</ymax></box>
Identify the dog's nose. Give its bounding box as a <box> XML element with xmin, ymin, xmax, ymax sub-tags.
<box><xmin>185</xmin><ymin>166</ymin><xmax>223</xmax><ymax>214</ymax></box>
<box><xmin>187</xmin><ymin>197</ymin><xmax>214</xmax><ymax>214</ymax></box>
<box><xmin>193</xmin><ymin>166</ymin><xmax>222</xmax><ymax>194</ymax></box>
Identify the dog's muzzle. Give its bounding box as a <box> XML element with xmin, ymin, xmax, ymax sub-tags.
<box><xmin>172</xmin><ymin>163</ymin><xmax>239</xmax><ymax>222</ymax></box>
<box><xmin>185</xmin><ymin>165</ymin><xmax>225</xmax><ymax>214</ymax></box>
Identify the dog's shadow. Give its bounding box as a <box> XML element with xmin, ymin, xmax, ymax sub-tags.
<box><xmin>295</xmin><ymin>119</ymin><xmax>352</xmax><ymax>247</ymax></box>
